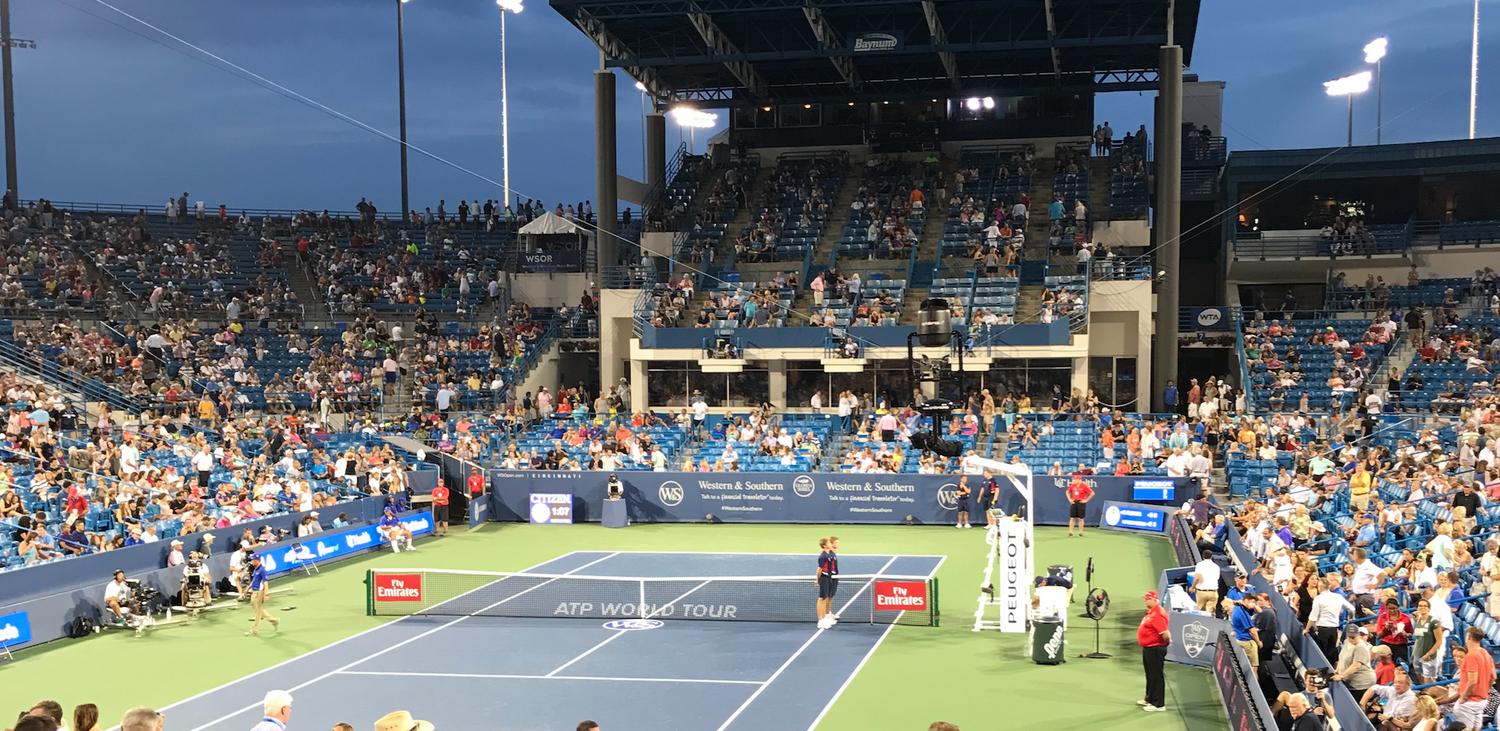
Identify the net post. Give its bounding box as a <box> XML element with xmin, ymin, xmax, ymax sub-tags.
<box><xmin>930</xmin><ymin>578</ymin><xmax>939</xmax><ymax>627</ymax></box>
<box><xmin>639</xmin><ymin>580</ymin><xmax>647</xmax><ymax>619</ymax></box>
<box><xmin>365</xmin><ymin>570</ymin><xmax>374</xmax><ymax>616</ymax></box>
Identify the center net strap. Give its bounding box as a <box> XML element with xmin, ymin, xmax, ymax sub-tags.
<box><xmin>368</xmin><ymin>569</ymin><xmax>936</xmax><ymax>626</ymax></box>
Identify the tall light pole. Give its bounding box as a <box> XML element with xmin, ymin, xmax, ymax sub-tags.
<box><xmin>497</xmin><ymin>0</ymin><xmax>523</xmax><ymax>210</ymax></box>
<box><xmin>1325</xmin><ymin>71</ymin><xmax>1372</xmax><ymax>147</ymax></box>
<box><xmin>636</xmin><ymin>81</ymin><xmax>648</xmax><ymax>180</ymax></box>
<box><xmin>397</xmin><ymin>0</ymin><xmax>410</xmax><ymax>220</ymax></box>
<box><xmin>1472</xmin><ymin>0</ymin><xmax>1481</xmax><ymax>139</ymax></box>
<box><xmin>0</xmin><ymin>2</ymin><xmax>36</xmax><ymax>203</ymax></box>
<box><xmin>1364</xmin><ymin>37</ymin><xmax>1387</xmax><ymax>144</ymax></box>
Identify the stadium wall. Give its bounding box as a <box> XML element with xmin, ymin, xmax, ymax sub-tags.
<box><xmin>0</xmin><ymin>496</ymin><xmax>403</xmax><ymax>652</ymax></box>
<box><xmin>512</xmin><ymin>273</ymin><xmax>593</xmax><ymax>309</ymax></box>
<box><xmin>487</xmin><ymin>471</ymin><xmax>1198</xmax><ymax>526</ymax></box>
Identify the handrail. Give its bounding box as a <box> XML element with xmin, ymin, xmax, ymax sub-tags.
<box><xmin>1232</xmin><ymin>230</ymin><xmax>1412</xmax><ymax>261</ymax></box>
<box><xmin>1235</xmin><ymin>308</ymin><xmax>1253</xmax><ymax>416</ymax></box>
<box><xmin>0</xmin><ymin>333</ymin><xmax>144</xmax><ymax>415</ymax></box>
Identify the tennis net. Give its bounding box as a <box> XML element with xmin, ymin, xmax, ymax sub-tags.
<box><xmin>365</xmin><ymin>568</ymin><xmax>939</xmax><ymax>626</ymax></box>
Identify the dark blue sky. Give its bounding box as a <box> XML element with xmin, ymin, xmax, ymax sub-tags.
<box><xmin>11</xmin><ymin>0</ymin><xmax>1499</xmax><ymax>211</ymax></box>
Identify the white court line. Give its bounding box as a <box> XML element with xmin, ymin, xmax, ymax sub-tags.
<box><xmin>337</xmin><ymin>670</ymin><xmax>763</xmax><ymax>685</ymax></box>
<box><xmin>645</xmin><ymin>579</ymin><xmax>713</xmax><ymax>619</ymax></box>
<box><xmin>179</xmin><ymin>551</ymin><xmax>622</xmax><ymax>731</ymax></box>
<box><xmin>603</xmin><ymin>550</ymin><xmax>949</xmax><ymax>558</ymax></box>
<box><xmin>711</xmin><ymin>555</ymin><xmax>900</xmax><ymax>731</ymax></box>
<box><xmin>544</xmin><ymin>630</ymin><xmax>627</xmax><ymax>677</ymax></box>
<box><xmin>802</xmin><ymin>622</ymin><xmax>898</xmax><ymax>731</ymax></box>
<box><xmin>114</xmin><ymin>550</ymin><xmax>586</xmax><ymax>731</ymax></box>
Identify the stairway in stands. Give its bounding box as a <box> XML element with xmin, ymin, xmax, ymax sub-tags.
<box><xmin>284</xmin><ymin>248</ymin><xmax>333</xmax><ymax>323</ymax></box>
<box><xmin>1089</xmin><ymin>155</ymin><xmax>1114</xmax><ymax>224</ymax></box>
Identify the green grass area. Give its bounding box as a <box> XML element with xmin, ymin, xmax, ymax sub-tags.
<box><xmin>1</xmin><ymin>524</ymin><xmax>1225</xmax><ymax>731</ymax></box>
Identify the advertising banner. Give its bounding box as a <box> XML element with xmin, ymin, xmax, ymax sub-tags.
<box><xmin>520</xmin><ymin>251</ymin><xmax>584</xmax><ymax>273</ymax></box>
<box><xmin>873</xmin><ymin>581</ymin><xmax>928</xmax><ymax>611</ymax></box>
<box><xmin>847</xmin><ymin>31</ymin><xmax>904</xmax><ymax>53</ymax></box>
<box><xmin>529</xmin><ymin>493</ymin><xmax>575</xmax><ymax>524</ymax></box>
<box><xmin>490</xmin><ymin>471</ymin><xmax>1198</xmax><ymax>526</ymax></box>
<box><xmin>0</xmin><ymin>610</ymin><xmax>31</xmax><ymax>647</ymax></box>
<box><xmin>255</xmin><ymin>512</ymin><xmax>434</xmax><ymax>576</ymax></box>
<box><xmin>373</xmin><ymin>573</ymin><xmax>425</xmax><ymax>603</ymax></box>
<box><xmin>1214</xmin><ymin>630</ymin><xmax>1273</xmax><ymax>731</ymax></box>
<box><xmin>1099</xmin><ymin>501</ymin><xmax>1169</xmax><ymax>533</ymax></box>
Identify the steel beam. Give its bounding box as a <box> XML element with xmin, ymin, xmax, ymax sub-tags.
<box><xmin>1043</xmin><ymin>0</ymin><xmax>1061</xmax><ymax>82</ymax></box>
<box><xmin>576</xmin><ymin>17</ymin><xmax>668</xmax><ymax>97</ymax></box>
<box><xmin>920</xmin><ymin>1</ymin><xmax>958</xmax><ymax>88</ymax></box>
<box><xmin>687</xmin><ymin>12</ymin><xmax>771</xmax><ymax>98</ymax></box>
<box><xmin>801</xmin><ymin>6</ymin><xmax>860</xmax><ymax>89</ymax></box>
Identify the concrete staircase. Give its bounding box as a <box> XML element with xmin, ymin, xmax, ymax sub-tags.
<box><xmin>1374</xmin><ymin>339</ymin><xmax>1418</xmax><ymax>402</ymax></box>
<box><xmin>285</xmin><ymin>250</ymin><xmax>332</xmax><ymax>323</ymax></box>
<box><xmin>1088</xmin><ymin>156</ymin><xmax>1113</xmax><ymax>223</ymax></box>
<box><xmin>1024</xmin><ymin>156</ymin><xmax>1056</xmax><ymax>262</ymax></box>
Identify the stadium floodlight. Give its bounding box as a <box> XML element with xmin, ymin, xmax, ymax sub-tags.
<box><xmin>669</xmin><ymin>108</ymin><xmax>718</xmax><ymax>153</ymax></box>
<box><xmin>982</xmin><ymin>97</ymin><xmax>995</xmax><ymax>110</ymax></box>
<box><xmin>1325</xmin><ymin>71</ymin><xmax>1372</xmax><ymax>146</ymax></box>
<box><xmin>1365</xmin><ymin>38</ymin><xmax>1387</xmax><ymax>144</ymax></box>
<box><xmin>964</xmin><ymin>98</ymin><xmax>981</xmax><ymax>111</ymax></box>
<box><xmin>497</xmin><ymin>0</ymin><xmax>524</xmax><ymax>209</ymax></box>
<box><xmin>635</xmin><ymin>81</ymin><xmax>646</xmax><ymax>92</ymax></box>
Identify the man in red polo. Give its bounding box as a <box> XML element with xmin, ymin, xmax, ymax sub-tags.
<box><xmin>1138</xmin><ymin>590</ymin><xmax>1171</xmax><ymax>712</ymax></box>
<box><xmin>1066</xmin><ymin>476</ymin><xmax>1094</xmax><ymax>537</ymax></box>
<box><xmin>430</xmin><ymin>482</ymin><xmax>450</xmax><ymax>537</ymax></box>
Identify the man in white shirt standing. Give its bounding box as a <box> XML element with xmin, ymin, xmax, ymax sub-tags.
<box><xmin>1189</xmin><ymin>550</ymin><xmax>1221</xmax><ymax>612</ymax></box>
<box><xmin>692</xmin><ymin>394</ymin><xmax>709</xmax><ymax>436</ymax></box>
<box><xmin>192</xmin><ymin>446</ymin><xmax>215</xmax><ymax>491</ymax></box>
<box><xmin>1349</xmin><ymin>547</ymin><xmax>1386</xmax><ymax>615</ymax></box>
<box><xmin>1305</xmin><ymin>574</ymin><xmax>1356</xmax><ymax>660</ymax></box>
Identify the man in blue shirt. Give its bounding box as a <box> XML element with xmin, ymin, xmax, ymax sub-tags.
<box><xmin>379</xmin><ymin>508</ymin><xmax>414</xmax><ymax>553</ymax></box>
<box><xmin>1162</xmin><ymin>381</ymin><xmax>1178</xmax><ymax>412</ymax></box>
<box><xmin>1354</xmin><ymin>514</ymin><xmax>1379</xmax><ymax>549</ymax></box>
<box><xmin>1231</xmin><ymin>592</ymin><xmax>1261</xmax><ymax>674</ymax></box>
<box><xmin>245</xmin><ymin>553</ymin><xmax>279</xmax><ymax>636</ymax></box>
<box><xmin>1225</xmin><ymin>571</ymin><xmax>1251</xmax><ymax>602</ymax></box>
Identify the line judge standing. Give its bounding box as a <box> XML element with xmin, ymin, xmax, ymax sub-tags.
<box><xmin>1138</xmin><ymin>590</ymin><xmax>1171</xmax><ymax>712</ymax></box>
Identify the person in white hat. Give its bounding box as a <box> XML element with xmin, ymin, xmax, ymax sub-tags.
<box><xmin>374</xmin><ymin>711</ymin><xmax>433</xmax><ymax>731</ymax></box>
<box><xmin>167</xmin><ymin>539</ymin><xmax>185</xmax><ymax>567</ymax></box>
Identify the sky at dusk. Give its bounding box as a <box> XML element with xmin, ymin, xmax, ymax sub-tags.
<box><xmin>9</xmin><ymin>0</ymin><xmax>1500</xmax><ymax>212</ymax></box>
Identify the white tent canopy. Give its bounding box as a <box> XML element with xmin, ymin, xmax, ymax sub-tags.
<box><xmin>518</xmin><ymin>211</ymin><xmax>583</xmax><ymax>235</ymax></box>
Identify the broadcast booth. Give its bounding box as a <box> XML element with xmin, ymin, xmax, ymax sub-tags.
<box><xmin>516</xmin><ymin>211</ymin><xmax>592</xmax><ymax>273</ymax></box>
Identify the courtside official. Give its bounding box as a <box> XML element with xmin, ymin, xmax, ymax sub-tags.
<box><xmin>1138</xmin><ymin>590</ymin><xmax>1171</xmax><ymax>712</ymax></box>
<box><xmin>430</xmin><ymin>482</ymin><xmax>450</xmax><ymax>537</ymax></box>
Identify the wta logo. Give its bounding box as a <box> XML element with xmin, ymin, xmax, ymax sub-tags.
<box><xmin>658</xmin><ymin>481</ymin><xmax>685</xmax><ymax>507</ymax></box>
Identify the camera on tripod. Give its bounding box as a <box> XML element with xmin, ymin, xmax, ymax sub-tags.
<box><xmin>182</xmin><ymin>553</ymin><xmax>212</xmax><ymax>610</ymax></box>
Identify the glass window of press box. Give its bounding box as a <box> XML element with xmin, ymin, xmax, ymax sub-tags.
<box><xmin>648</xmin><ymin>361</ymin><xmax>770</xmax><ymax>408</ymax></box>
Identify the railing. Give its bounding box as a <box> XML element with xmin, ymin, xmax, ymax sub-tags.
<box><xmin>629</xmin><ymin>261</ymin><xmax>662</xmax><ymax>336</ymax></box>
<box><xmin>642</xmin><ymin>142</ymin><xmax>689</xmax><ymax>232</ymax></box>
<box><xmin>31</xmin><ymin>199</ymin><xmax>362</xmax><ymax>219</ymax></box>
<box><xmin>1183</xmin><ymin>136</ymin><xmax>1227</xmax><ymax>166</ymax></box>
<box><xmin>1180</xmin><ymin>168</ymin><xmax>1220</xmax><ymax>197</ymax></box>
<box><xmin>1088</xmin><ymin>253</ymin><xmax>1153</xmax><ymax>281</ymax></box>
<box><xmin>1234</xmin><ymin>308</ymin><xmax>1252</xmax><ymax>416</ymax></box>
<box><xmin>1231</xmin><ymin>230</ymin><xmax>1411</xmax><ymax>261</ymax></box>
<box><xmin>602</xmin><ymin>259</ymin><xmax>659</xmax><ymax>289</ymax></box>
<box><xmin>0</xmin><ymin>336</ymin><xmax>144</xmax><ymax>415</ymax></box>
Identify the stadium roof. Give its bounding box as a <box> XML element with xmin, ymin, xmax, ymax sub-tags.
<box><xmin>549</xmin><ymin>0</ymin><xmax>1200</xmax><ymax>106</ymax></box>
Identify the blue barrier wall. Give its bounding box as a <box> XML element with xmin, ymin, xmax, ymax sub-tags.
<box><xmin>0</xmin><ymin>495</ymin><xmax>397</xmax><ymax>652</ymax></box>
<box><xmin>488</xmin><ymin>471</ymin><xmax>1198</xmax><ymax>526</ymax></box>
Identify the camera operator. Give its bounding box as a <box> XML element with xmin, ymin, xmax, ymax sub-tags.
<box><xmin>229</xmin><ymin>544</ymin><xmax>252</xmax><ymax>597</ymax></box>
<box><xmin>1271</xmin><ymin>684</ymin><xmax>1337</xmax><ymax>731</ymax></box>
<box><xmin>104</xmin><ymin>570</ymin><xmax>131</xmax><ymax>623</ymax></box>
<box><xmin>180</xmin><ymin>551</ymin><xmax>212</xmax><ymax>608</ymax></box>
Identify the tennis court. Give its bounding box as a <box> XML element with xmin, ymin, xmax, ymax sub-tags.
<box><xmin>157</xmin><ymin>550</ymin><xmax>944</xmax><ymax>731</ymax></box>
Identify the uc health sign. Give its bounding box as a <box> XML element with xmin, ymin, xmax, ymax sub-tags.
<box><xmin>373</xmin><ymin>573</ymin><xmax>425</xmax><ymax>602</ymax></box>
<box><xmin>0</xmin><ymin>610</ymin><xmax>31</xmax><ymax>647</ymax></box>
<box><xmin>873</xmin><ymin>581</ymin><xmax>928</xmax><ymax>611</ymax></box>
<box><xmin>257</xmin><ymin>512</ymin><xmax>435</xmax><ymax>576</ymax></box>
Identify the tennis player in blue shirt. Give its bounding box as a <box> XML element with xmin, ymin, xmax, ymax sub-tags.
<box><xmin>816</xmin><ymin>536</ymin><xmax>840</xmax><ymax>629</ymax></box>
<box><xmin>245</xmin><ymin>553</ymin><xmax>279</xmax><ymax>636</ymax></box>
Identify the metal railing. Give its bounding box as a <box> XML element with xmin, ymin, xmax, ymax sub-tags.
<box><xmin>1087</xmin><ymin>253</ymin><xmax>1153</xmax><ymax>281</ymax></box>
<box><xmin>1232</xmin><ymin>229</ymin><xmax>1411</xmax><ymax>261</ymax></box>
<box><xmin>1234</xmin><ymin>308</ymin><xmax>1252</xmax><ymax>416</ymax></box>
<box><xmin>1183</xmin><ymin>136</ymin><xmax>1227</xmax><ymax>166</ymax></box>
<box><xmin>0</xmin><ymin>336</ymin><xmax>144</xmax><ymax>415</ymax></box>
<box><xmin>1181</xmin><ymin>168</ymin><xmax>1221</xmax><ymax>197</ymax></box>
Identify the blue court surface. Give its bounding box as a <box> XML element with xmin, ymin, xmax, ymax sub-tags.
<box><xmin>159</xmin><ymin>551</ymin><xmax>944</xmax><ymax>731</ymax></box>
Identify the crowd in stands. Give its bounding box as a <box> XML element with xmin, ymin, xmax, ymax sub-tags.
<box><xmin>733</xmin><ymin>154</ymin><xmax>841</xmax><ymax>263</ymax></box>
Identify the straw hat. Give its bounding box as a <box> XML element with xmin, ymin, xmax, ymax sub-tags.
<box><xmin>374</xmin><ymin>711</ymin><xmax>433</xmax><ymax>731</ymax></box>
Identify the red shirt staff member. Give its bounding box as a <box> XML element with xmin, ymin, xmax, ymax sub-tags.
<box><xmin>1066</xmin><ymin>476</ymin><xmax>1094</xmax><ymax>537</ymax></box>
<box><xmin>1138</xmin><ymin>590</ymin><xmax>1171</xmax><ymax>712</ymax></box>
<box><xmin>430</xmin><ymin>483</ymin><xmax>451</xmax><ymax>537</ymax></box>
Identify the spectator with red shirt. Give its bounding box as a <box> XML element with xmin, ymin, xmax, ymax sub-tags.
<box><xmin>430</xmin><ymin>482</ymin><xmax>450</xmax><ymax>537</ymax></box>
<box><xmin>1374</xmin><ymin>598</ymin><xmax>1414</xmax><ymax>666</ymax></box>
<box><xmin>1066</xmin><ymin>475</ymin><xmax>1094</xmax><ymax>537</ymax></box>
